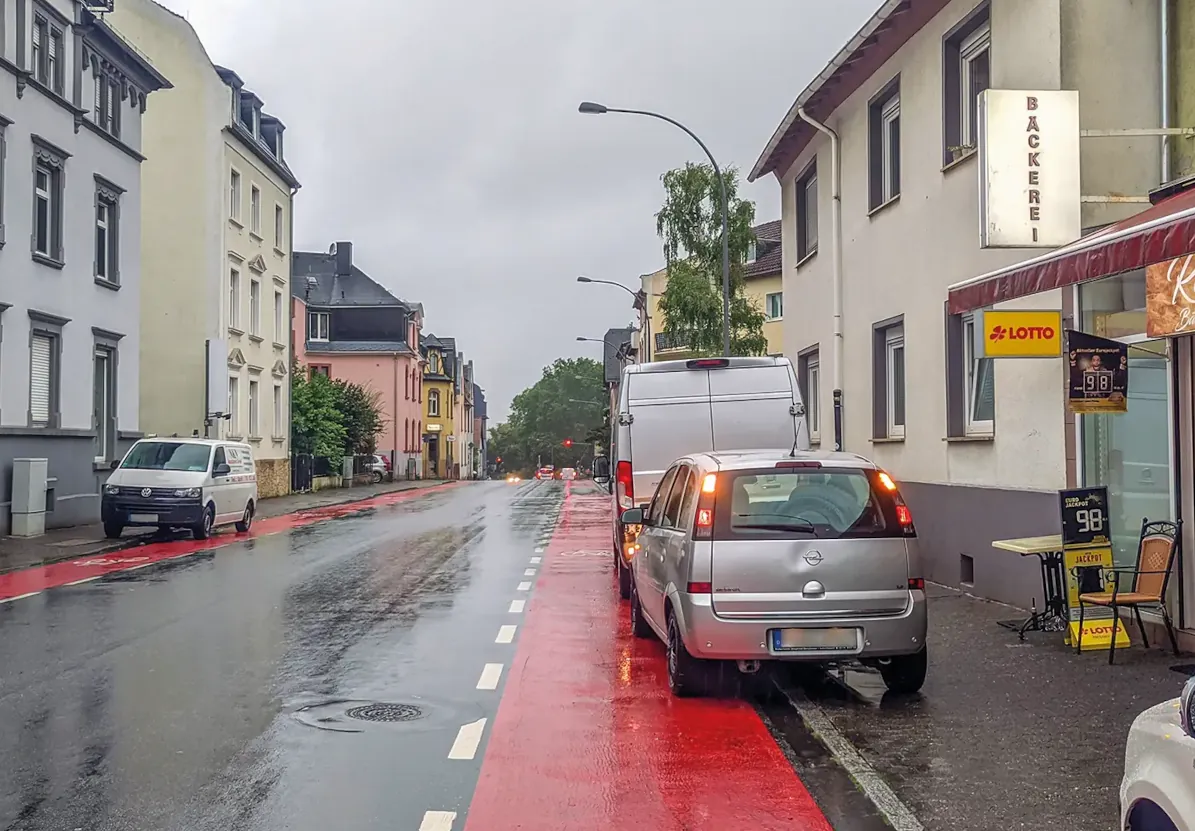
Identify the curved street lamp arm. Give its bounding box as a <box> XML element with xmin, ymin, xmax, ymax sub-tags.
<box><xmin>579</xmin><ymin>276</ymin><xmax>638</xmax><ymax>299</ymax></box>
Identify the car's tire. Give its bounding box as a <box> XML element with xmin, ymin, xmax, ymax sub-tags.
<box><xmin>192</xmin><ymin>504</ymin><xmax>216</xmax><ymax>541</ymax></box>
<box><xmin>666</xmin><ymin>610</ymin><xmax>706</xmax><ymax>698</ymax></box>
<box><xmin>879</xmin><ymin>647</ymin><xmax>928</xmax><ymax>695</ymax></box>
<box><xmin>371</xmin><ymin>470</ymin><xmax>383</xmax><ymax>484</ymax></box>
<box><xmin>630</xmin><ymin>579</ymin><xmax>653</xmax><ymax>639</ymax></box>
<box><xmin>235</xmin><ymin>501</ymin><xmax>254</xmax><ymax>533</ymax></box>
<box><xmin>617</xmin><ymin>558</ymin><xmax>632</xmax><ymax>600</ymax></box>
<box><xmin>103</xmin><ymin>520</ymin><xmax>123</xmax><ymax>540</ymax></box>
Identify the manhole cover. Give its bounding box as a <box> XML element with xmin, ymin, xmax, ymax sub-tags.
<box><xmin>344</xmin><ymin>703</ymin><xmax>424</xmax><ymax>723</ymax></box>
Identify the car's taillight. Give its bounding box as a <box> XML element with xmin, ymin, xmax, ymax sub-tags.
<box><xmin>908</xmin><ymin>577</ymin><xmax>925</xmax><ymax>591</ymax></box>
<box><xmin>877</xmin><ymin>470</ymin><xmax>916</xmax><ymax>537</ymax></box>
<box><xmin>694</xmin><ymin>473</ymin><xmax>717</xmax><ymax>540</ymax></box>
<box><xmin>687</xmin><ymin>582</ymin><xmax>712</xmax><ymax>594</ymax></box>
<box><xmin>686</xmin><ymin>358</ymin><xmax>730</xmax><ymax>369</ymax></box>
<box><xmin>615</xmin><ymin>460</ymin><xmax>634</xmax><ymax>511</ymax></box>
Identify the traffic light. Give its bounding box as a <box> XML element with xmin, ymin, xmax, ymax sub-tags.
<box><xmin>563</xmin><ymin>439</ymin><xmax>573</xmax><ymax>448</ymax></box>
<box><xmin>496</xmin><ymin>456</ymin><xmax>502</xmax><ymax>464</ymax></box>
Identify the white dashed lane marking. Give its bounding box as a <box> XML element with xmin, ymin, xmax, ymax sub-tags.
<box><xmin>419</xmin><ymin>811</ymin><xmax>457</xmax><ymax>831</ymax></box>
<box><xmin>0</xmin><ymin>592</ymin><xmax>41</xmax><ymax>605</ymax></box>
<box><xmin>530</xmin><ymin>556</ymin><xmax>541</xmax><ymax>564</ymax></box>
<box><xmin>476</xmin><ymin>663</ymin><xmax>503</xmax><ymax>690</ymax></box>
<box><xmin>64</xmin><ymin>576</ymin><xmax>101</xmax><ymax>587</ymax></box>
<box><xmin>524</xmin><ymin>568</ymin><xmax>536</xmax><ymax>577</ymax></box>
<box><xmin>447</xmin><ymin>718</ymin><xmax>487</xmax><ymax>760</ymax></box>
<box><xmin>516</xmin><ymin>581</ymin><xmax>531</xmax><ymax>591</ymax></box>
<box><xmin>508</xmin><ymin>599</ymin><xmax>525</xmax><ymax>613</ymax></box>
<box><xmin>496</xmin><ymin>625</ymin><xmax>517</xmax><ymax>644</ymax></box>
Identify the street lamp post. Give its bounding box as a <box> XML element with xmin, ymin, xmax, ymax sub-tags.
<box><xmin>579</xmin><ymin>101</ymin><xmax>731</xmax><ymax>357</ymax></box>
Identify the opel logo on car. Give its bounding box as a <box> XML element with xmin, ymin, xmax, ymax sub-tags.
<box><xmin>804</xmin><ymin>550</ymin><xmax>823</xmax><ymax>566</ymax></box>
<box><xmin>141</xmin><ymin>488</ymin><xmax>152</xmax><ymax>497</ymax></box>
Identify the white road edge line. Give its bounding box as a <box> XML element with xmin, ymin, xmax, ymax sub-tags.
<box><xmin>779</xmin><ymin>685</ymin><xmax>924</xmax><ymax>831</ymax></box>
<box><xmin>523</xmin><ymin>568</ymin><xmax>536</xmax><ymax>576</ymax></box>
<box><xmin>447</xmin><ymin>718</ymin><xmax>487</xmax><ymax>760</ymax></box>
<box><xmin>534</xmin><ymin>547</ymin><xmax>544</xmax><ymax>553</ymax></box>
<box><xmin>419</xmin><ymin>810</ymin><xmax>457</xmax><ymax>830</ymax></box>
<box><xmin>516</xmin><ymin>581</ymin><xmax>532</xmax><ymax>591</ymax></box>
<box><xmin>496</xmin><ymin>624</ymin><xmax>517</xmax><ymax>644</ymax></box>
<box><xmin>530</xmin><ymin>556</ymin><xmax>541</xmax><ymax>564</ymax></box>
<box><xmin>508</xmin><ymin>599</ymin><xmax>525</xmax><ymax>613</ymax></box>
<box><xmin>476</xmin><ymin>663</ymin><xmax>504</xmax><ymax>690</ymax></box>
<box><xmin>64</xmin><ymin>576</ymin><xmax>101</xmax><ymax>587</ymax></box>
<box><xmin>0</xmin><ymin>591</ymin><xmax>41</xmax><ymax>604</ymax></box>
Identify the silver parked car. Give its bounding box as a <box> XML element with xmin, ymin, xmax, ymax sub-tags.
<box><xmin>619</xmin><ymin>449</ymin><xmax>928</xmax><ymax>697</ymax></box>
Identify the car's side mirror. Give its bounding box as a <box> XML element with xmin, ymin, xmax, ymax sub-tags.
<box><xmin>213</xmin><ymin>463</ymin><xmax>231</xmax><ymax>476</ymax></box>
<box><xmin>592</xmin><ymin>455</ymin><xmax>611</xmax><ymax>485</ymax></box>
<box><xmin>620</xmin><ymin>507</ymin><xmax>644</xmax><ymax>525</ymax></box>
<box><xmin>109</xmin><ymin>459</ymin><xmax>120</xmax><ymax>470</ymax></box>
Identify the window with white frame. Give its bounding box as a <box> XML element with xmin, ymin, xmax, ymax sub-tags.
<box><xmin>885</xmin><ymin>326</ymin><xmax>906</xmax><ymax>438</ymax></box>
<box><xmin>273</xmin><ymin>383</ymin><xmax>283</xmax><ymax>436</ymax></box>
<box><xmin>744</xmin><ymin>240</ymin><xmax>757</xmax><ymax>264</ymax></box>
<box><xmin>249</xmin><ymin>279</ymin><xmax>261</xmax><ymax>336</ymax></box>
<box><xmin>962</xmin><ymin>312</ymin><xmax>994</xmax><ymax>434</ymax></box>
<box><xmin>95</xmin><ymin>181</ymin><xmax>120</xmax><ymax>283</ymax></box>
<box><xmin>869</xmin><ymin>80</ymin><xmax>901</xmax><ymax>209</ymax></box>
<box><xmin>248</xmin><ymin>378</ymin><xmax>260</xmax><ymax>437</ymax></box>
<box><xmin>765</xmin><ymin>292</ymin><xmax>783</xmax><ymax>320</ymax></box>
<box><xmin>0</xmin><ymin>121</ymin><xmax>8</xmax><ymax>244</ymax></box>
<box><xmin>95</xmin><ymin>74</ymin><xmax>122</xmax><ymax>139</ymax></box>
<box><xmin>227</xmin><ymin>375</ymin><xmax>240</xmax><ymax>435</ymax></box>
<box><xmin>29</xmin><ymin>330</ymin><xmax>57</xmax><ymax>426</ymax></box>
<box><xmin>93</xmin><ymin>345</ymin><xmax>115</xmax><ymax>461</ymax></box>
<box><xmin>32</xmin><ymin>146</ymin><xmax>64</xmax><ymax>261</ymax></box>
<box><xmin>229</xmin><ymin>268</ymin><xmax>241</xmax><ymax>330</ymax></box>
<box><xmin>428</xmin><ymin>389</ymin><xmax>440</xmax><ymax>417</ymax></box>
<box><xmin>250</xmin><ymin>185</ymin><xmax>261</xmax><ymax>234</ymax></box>
<box><xmin>308</xmin><ymin>311</ymin><xmax>329</xmax><ymax>341</ymax></box>
<box><xmin>229</xmin><ymin>169</ymin><xmax>241</xmax><ymax>221</ymax></box>
<box><xmin>274</xmin><ymin>204</ymin><xmax>284</xmax><ymax>248</ymax></box>
<box><xmin>944</xmin><ymin>7</ymin><xmax>991</xmax><ymax>164</ymax></box>
<box><xmin>32</xmin><ymin>12</ymin><xmax>64</xmax><ymax>95</ymax></box>
<box><xmin>798</xmin><ymin>348</ymin><xmax>821</xmax><ymax>442</ymax></box>
<box><xmin>274</xmin><ymin>290</ymin><xmax>284</xmax><ymax>342</ymax></box>
<box><xmin>796</xmin><ymin>162</ymin><xmax>818</xmax><ymax>261</ymax></box>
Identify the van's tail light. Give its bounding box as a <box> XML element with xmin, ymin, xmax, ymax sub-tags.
<box><xmin>877</xmin><ymin>470</ymin><xmax>916</xmax><ymax>537</ymax></box>
<box><xmin>908</xmin><ymin>577</ymin><xmax>925</xmax><ymax>591</ymax></box>
<box><xmin>616</xmin><ymin>460</ymin><xmax>634</xmax><ymax>511</ymax></box>
<box><xmin>687</xmin><ymin>582</ymin><xmax>712</xmax><ymax>594</ymax></box>
<box><xmin>694</xmin><ymin>473</ymin><xmax>717</xmax><ymax>540</ymax></box>
<box><xmin>686</xmin><ymin>358</ymin><xmax>730</xmax><ymax>369</ymax></box>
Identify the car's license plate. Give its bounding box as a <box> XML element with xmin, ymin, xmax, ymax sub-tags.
<box><xmin>771</xmin><ymin>627</ymin><xmax>859</xmax><ymax>652</ymax></box>
<box><xmin>129</xmin><ymin>513</ymin><xmax>157</xmax><ymax>523</ymax></box>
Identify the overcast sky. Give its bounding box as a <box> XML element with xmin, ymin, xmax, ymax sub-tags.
<box><xmin>158</xmin><ymin>0</ymin><xmax>877</xmax><ymax>420</ymax></box>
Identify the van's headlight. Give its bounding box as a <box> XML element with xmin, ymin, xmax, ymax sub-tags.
<box><xmin>1182</xmin><ymin>677</ymin><xmax>1195</xmax><ymax>738</ymax></box>
<box><xmin>103</xmin><ymin>484</ymin><xmax>120</xmax><ymax>496</ymax></box>
<box><xmin>174</xmin><ymin>488</ymin><xmax>201</xmax><ymax>498</ymax></box>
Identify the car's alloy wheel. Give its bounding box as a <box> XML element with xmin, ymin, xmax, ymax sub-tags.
<box><xmin>666</xmin><ymin>613</ymin><xmax>704</xmax><ymax>698</ymax></box>
<box><xmin>630</xmin><ymin>581</ymin><xmax>653</xmax><ymax>639</ymax></box>
<box><xmin>236</xmin><ymin>502</ymin><xmax>254</xmax><ymax>533</ymax></box>
<box><xmin>193</xmin><ymin>505</ymin><xmax>215</xmax><ymax>541</ymax></box>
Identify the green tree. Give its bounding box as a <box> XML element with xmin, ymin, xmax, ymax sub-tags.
<box><xmin>488</xmin><ymin>358</ymin><xmax>606</xmax><ymax>475</ymax></box>
<box><xmin>334</xmin><ymin>380</ymin><xmax>385</xmax><ymax>455</ymax></box>
<box><xmin>290</xmin><ymin>370</ymin><xmax>346</xmax><ymax>458</ymax></box>
<box><xmin>655</xmin><ymin>162</ymin><xmax>768</xmax><ymax>356</ymax></box>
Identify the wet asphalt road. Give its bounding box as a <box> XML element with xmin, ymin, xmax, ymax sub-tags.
<box><xmin>0</xmin><ymin>480</ymin><xmax>563</xmax><ymax>831</ymax></box>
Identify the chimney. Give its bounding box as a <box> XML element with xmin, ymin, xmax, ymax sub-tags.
<box><xmin>334</xmin><ymin>241</ymin><xmax>352</xmax><ymax>277</ymax></box>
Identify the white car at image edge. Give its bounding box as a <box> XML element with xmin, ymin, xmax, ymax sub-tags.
<box><xmin>1120</xmin><ymin>676</ymin><xmax>1195</xmax><ymax>831</ymax></box>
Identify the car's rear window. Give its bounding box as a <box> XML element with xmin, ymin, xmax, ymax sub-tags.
<box><xmin>714</xmin><ymin>467</ymin><xmax>902</xmax><ymax>540</ymax></box>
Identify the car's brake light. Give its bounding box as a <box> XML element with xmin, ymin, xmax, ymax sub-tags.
<box><xmin>776</xmin><ymin>460</ymin><xmax>822</xmax><ymax>469</ymax></box>
<box><xmin>616</xmin><ymin>460</ymin><xmax>634</xmax><ymax>511</ymax></box>
<box><xmin>694</xmin><ymin>474</ymin><xmax>717</xmax><ymax>540</ymax></box>
<box><xmin>686</xmin><ymin>358</ymin><xmax>730</xmax><ymax>369</ymax></box>
<box><xmin>896</xmin><ymin>504</ymin><xmax>912</xmax><ymax>526</ymax></box>
<box><xmin>696</xmin><ymin>508</ymin><xmax>713</xmax><ymax>528</ymax></box>
<box><xmin>908</xmin><ymin>577</ymin><xmax>925</xmax><ymax>591</ymax></box>
<box><xmin>687</xmin><ymin>582</ymin><xmax>712</xmax><ymax>594</ymax></box>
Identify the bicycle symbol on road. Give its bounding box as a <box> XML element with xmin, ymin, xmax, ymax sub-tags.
<box><xmin>76</xmin><ymin>556</ymin><xmax>151</xmax><ymax>567</ymax></box>
<box><xmin>558</xmin><ymin>549</ymin><xmax>611</xmax><ymax>558</ymax></box>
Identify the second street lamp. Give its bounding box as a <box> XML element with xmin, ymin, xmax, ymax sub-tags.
<box><xmin>579</xmin><ymin>101</ymin><xmax>731</xmax><ymax>357</ymax></box>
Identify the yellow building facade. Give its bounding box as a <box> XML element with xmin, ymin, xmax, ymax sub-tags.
<box><xmin>421</xmin><ymin>335</ymin><xmax>459</xmax><ymax>479</ymax></box>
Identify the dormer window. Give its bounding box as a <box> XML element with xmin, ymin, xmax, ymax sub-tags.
<box><xmin>428</xmin><ymin>352</ymin><xmax>439</xmax><ymax>374</ymax></box>
<box><xmin>745</xmin><ymin>241</ymin><xmax>757</xmax><ymax>264</ymax></box>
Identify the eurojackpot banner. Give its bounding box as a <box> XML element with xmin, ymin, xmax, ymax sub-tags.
<box><xmin>974</xmin><ymin>310</ymin><xmax>1063</xmax><ymax>359</ymax></box>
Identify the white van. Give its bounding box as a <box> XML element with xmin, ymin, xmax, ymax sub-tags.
<box><xmin>597</xmin><ymin>357</ymin><xmax>810</xmax><ymax>597</ymax></box>
<box><xmin>101</xmin><ymin>438</ymin><xmax>258</xmax><ymax>541</ymax></box>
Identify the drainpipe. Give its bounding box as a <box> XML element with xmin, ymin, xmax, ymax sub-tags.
<box><xmin>1161</xmin><ymin>0</ymin><xmax>1171</xmax><ymax>183</ymax></box>
<box><xmin>797</xmin><ymin>107</ymin><xmax>844</xmax><ymax>451</ymax></box>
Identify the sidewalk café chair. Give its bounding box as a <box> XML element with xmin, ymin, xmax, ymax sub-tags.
<box><xmin>1076</xmin><ymin>518</ymin><xmax>1182</xmax><ymax>665</ymax></box>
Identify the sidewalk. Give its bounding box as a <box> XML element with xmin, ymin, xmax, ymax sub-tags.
<box><xmin>0</xmin><ymin>478</ymin><xmax>451</xmax><ymax>575</ymax></box>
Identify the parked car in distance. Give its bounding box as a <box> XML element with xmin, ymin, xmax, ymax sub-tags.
<box><xmin>560</xmin><ymin>467</ymin><xmax>577</xmax><ymax>481</ymax></box>
<box><xmin>598</xmin><ymin>356</ymin><xmax>811</xmax><ymax>601</ymax></box>
<box><xmin>619</xmin><ymin>449</ymin><xmax>927</xmax><ymax>698</ymax></box>
<box><xmin>369</xmin><ymin>454</ymin><xmax>389</xmax><ymax>483</ymax></box>
<box><xmin>102</xmin><ymin>438</ymin><xmax>258</xmax><ymax>541</ymax></box>
<box><xmin>1119</xmin><ymin>676</ymin><xmax>1195</xmax><ymax>831</ymax></box>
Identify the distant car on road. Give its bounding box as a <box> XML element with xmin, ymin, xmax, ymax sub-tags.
<box><xmin>536</xmin><ymin>467</ymin><xmax>555</xmax><ymax>480</ymax></box>
<box><xmin>1120</xmin><ymin>676</ymin><xmax>1195</xmax><ymax>831</ymax></box>
<box><xmin>619</xmin><ymin>449</ymin><xmax>926</xmax><ymax>698</ymax></box>
<box><xmin>506</xmin><ymin>474</ymin><xmax>521</xmax><ymax>483</ymax></box>
<box><xmin>560</xmin><ymin>468</ymin><xmax>577</xmax><ymax>481</ymax></box>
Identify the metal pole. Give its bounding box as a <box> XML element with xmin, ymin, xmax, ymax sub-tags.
<box><xmin>598</xmin><ymin>108</ymin><xmax>731</xmax><ymax>356</ymax></box>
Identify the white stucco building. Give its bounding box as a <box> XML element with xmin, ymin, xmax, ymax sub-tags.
<box><xmin>0</xmin><ymin>0</ymin><xmax>169</xmax><ymax>533</ymax></box>
<box><xmin>107</xmin><ymin>0</ymin><xmax>300</xmax><ymax>498</ymax></box>
<box><xmin>750</xmin><ymin>0</ymin><xmax>1166</xmax><ymax>607</ymax></box>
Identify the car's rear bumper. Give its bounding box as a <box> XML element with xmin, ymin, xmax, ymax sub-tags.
<box><xmin>675</xmin><ymin>590</ymin><xmax>927</xmax><ymax>660</ymax></box>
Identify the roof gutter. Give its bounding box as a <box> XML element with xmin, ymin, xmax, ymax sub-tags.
<box><xmin>797</xmin><ymin>107</ymin><xmax>844</xmax><ymax>453</ymax></box>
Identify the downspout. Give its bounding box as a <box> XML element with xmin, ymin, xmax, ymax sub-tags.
<box><xmin>393</xmin><ymin>354</ymin><xmax>399</xmax><ymax>477</ymax></box>
<box><xmin>1161</xmin><ymin>0</ymin><xmax>1171</xmax><ymax>184</ymax></box>
<box><xmin>287</xmin><ymin>184</ymin><xmax>298</xmax><ymax>481</ymax></box>
<box><xmin>797</xmin><ymin>107</ymin><xmax>844</xmax><ymax>451</ymax></box>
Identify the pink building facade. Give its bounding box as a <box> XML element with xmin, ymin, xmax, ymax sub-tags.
<box><xmin>292</xmin><ymin>244</ymin><xmax>426</xmax><ymax>478</ymax></box>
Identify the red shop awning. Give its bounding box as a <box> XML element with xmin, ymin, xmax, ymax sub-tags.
<box><xmin>948</xmin><ymin>185</ymin><xmax>1195</xmax><ymax>314</ymax></box>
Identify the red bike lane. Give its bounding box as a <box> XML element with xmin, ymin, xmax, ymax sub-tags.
<box><xmin>464</xmin><ymin>482</ymin><xmax>833</xmax><ymax>831</ymax></box>
<box><xmin>0</xmin><ymin>481</ymin><xmax>463</xmax><ymax>602</ymax></box>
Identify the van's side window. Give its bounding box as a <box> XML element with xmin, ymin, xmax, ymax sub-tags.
<box><xmin>646</xmin><ymin>466</ymin><xmax>679</xmax><ymax>525</ymax></box>
<box><xmin>213</xmin><ymin>446</ymin><xmax>227</xmax><ymax>473</ymax></box>
<box><xmin>662</xmin><ymin>468</ymin><xmax>691</xmax><ymax>529</ymax></box>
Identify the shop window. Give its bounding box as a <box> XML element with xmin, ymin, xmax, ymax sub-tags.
<box><xmin>872</xmin><ymin>317</ymin><xmax>905</xmax><ymax>439</ymax></box>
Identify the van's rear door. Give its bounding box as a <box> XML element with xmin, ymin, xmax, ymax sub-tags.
<box><xmin>709</xmin><ymin>365</ymin><xmax>802</xmax><ymax>452</ymax></box>
<box><xmin>626</xmin><ymin>370</ymin><xmax>713</xmax><ymax>504</ymax></box>
<box><xmin>709</xmin><ymin>466</ymin><xmax>912</xmax><ymax>620</ymax></box>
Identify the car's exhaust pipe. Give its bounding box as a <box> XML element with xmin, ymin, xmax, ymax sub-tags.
<box><xmin>736</xmin><ymin>660</ymin><xmax>761</xmax><ymax>675</ymax></box>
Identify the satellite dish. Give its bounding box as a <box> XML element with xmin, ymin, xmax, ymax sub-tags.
<box><xmin>328</xmin><ymin>242</ymin><xmax>337</xmax><ymax>255</ymax></box>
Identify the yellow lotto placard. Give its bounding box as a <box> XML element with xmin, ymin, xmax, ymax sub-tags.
<box><xmin>1066</xmin><ymin>619</ymin><xmax>1132</xmax><ymax>651</ymax></box>
<box><xmin>1062</xmin><ymin>545</ymin><xmax>1131</xmax><ymax>651</ymax></box>
<box><xmin>977</xmin><ymin>310</ymin><xmax>1063</xmax><ymax>358</ymax></box>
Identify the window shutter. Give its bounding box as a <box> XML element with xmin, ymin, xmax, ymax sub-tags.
<box><xmin>30</xmin><ymin>335</ymin><xmax>52</xmax><ymax>425</ymax></box>
<box><xmin>95</xmin><ymin>76</ymin><xmax>103</xmax><ymax>118</ymax></box>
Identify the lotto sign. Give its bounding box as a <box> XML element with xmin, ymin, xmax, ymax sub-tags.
<box><xmin>974</xmin><ymin>310</ymin><xmax>1062</xmax><ymax>358</ymax></box>
<box><xmin>1058</xmin><ymin>486</ymin><xmax>1111</xmax><ymax>548</ymax></box>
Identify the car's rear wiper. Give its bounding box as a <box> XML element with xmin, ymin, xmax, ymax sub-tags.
<box><xmin>733</xmin><ymin>519</ymin><xmax>818</xmax><ymax>534</ymax></box>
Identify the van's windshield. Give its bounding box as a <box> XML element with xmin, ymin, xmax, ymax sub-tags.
<box><xmin>120</xmin><ymin>442</ymin><xmax>211</xmax><ymax>472</ymax></box>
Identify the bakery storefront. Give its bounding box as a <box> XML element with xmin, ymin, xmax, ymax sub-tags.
<box><xmin>948</xmin><ymin>182</ymin><xmax>1195</xmax><ymax>637</ymax></box>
